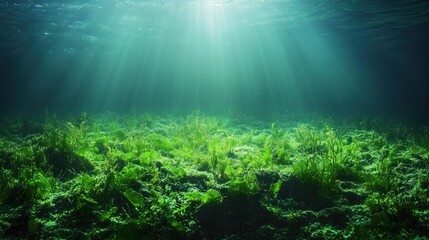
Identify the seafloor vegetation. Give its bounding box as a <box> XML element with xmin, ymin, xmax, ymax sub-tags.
<box><xmin>0</xmin><ymin>112</ymin><xmax>428</xmax><ymax>239</ymax></box>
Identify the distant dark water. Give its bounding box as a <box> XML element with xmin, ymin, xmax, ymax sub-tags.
<box><xmin>0</xmin><ymin>0</ymin><xmax>429</xmax><ymax>121</ymax></box>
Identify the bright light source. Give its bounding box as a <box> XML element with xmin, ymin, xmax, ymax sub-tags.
<box><xmin>204</xmin><ymin>0</ymin><xmax>233</xmax><ymax>6</ymax></box>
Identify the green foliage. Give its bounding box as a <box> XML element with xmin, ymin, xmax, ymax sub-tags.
<box><xmin>149</xmin><ymin>133</ymin><xmax>174</xmax><ymax>152</ymax></box>
<box><xmin>174</xmin><ymin>111</ymin><xmax>221</xmax><ymax>149</ymax></box>
<box><xmin>99</xmin><ymin>207</ymin><xmax>118</xmax><ymax>222</ymax></box>
<box><xmin>0</xmin><ymin>113</ymin><xmax>428</xmax><ymax>239</ymax></box>
<box><xmin>27</xmin><ymin>172</ymin><xmax>53</xmax><ymax>200</ymax></box>
<box><xmin>366</xmin><ymin>157</ymin><xmax>394</xmax><ymax>193</ymax></box>
<box><xmin>263</xmin><ymin>123</ymin><xmax>293</xmax><ymax>165</ymax></box>
<box><xmin>116</xmin><ymin>164</ymin><xmax>147</xmax><ymax>187</ymax></box>
<box><xmin>0</xmin><ymin>169</ymin><xmax>16</xmax><ymax>204</ymax></box>
<box><xmin>364</xmin><ymin>191</ymin><xmax>418</xmax><ymax>235</ymax></box>
<box><xmin>185</xmin><ymin>189</ymin><xmax>222</xmax><ymax>205</ymax></box>
<box><xmin>295</xmin><ymin>124</ymin><xmax>324</xmax><ymax>155</ymax></box>
<box><xmin>43</xmin><ymin>117</ymin><xmax>87</xmax><ymax>153</ymax></box>
<box><xmin>291</xmin><ymin>125</ymin><xmax>351</xmax><ymax>193</ymax></box>
<box><xmin>123</xmin><ymin>189</ymin><xmax>145</xmax><ymax>208</ymax></box>
<box><xmin>228</xmin><ymin>172</ymin><xmax>260</xmax><ymax>196</ymax></box>
<box><xmin>305</xmin><ymin>222</ymin><xmax>344</xmax><ymax>239</ymax></box>
<box><xmin>270</xmin><ymin>179</ymin><xmax>283</xmax><ymax>198</ymax></box>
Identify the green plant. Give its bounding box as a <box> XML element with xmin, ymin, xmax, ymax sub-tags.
<box><xmin>263</xmin><ymin>123</ymin><xmax>293</xmax><ymax>165</ymax></box>
<box><xmin>185</xmin><ymin>189</ymin><xmax>222</xmax><ymax>205</ymax></box>
<box><xmin>270</xmin><ymin>179</ymin><xmax>283</xmax><ymax>198</ymax></box>
<box><xmin>1</xmin><ymin>113</ymin><xmax>429</xmax><ymax>239</ymax></box>
<box><xmin>123</xmin><ymin>188</ymin><xmax>145</xmax><ymax>208</ymax></box>
<box><xmin>292</xmin><ymin>126</ymin><xmax>346</xmax><ymax>190</ymax></box>
<box><xmin>27</xmin><ymin>172</ymin><xmax>53</xmax><ymax>201</ymax></box>
<box><xmin>228</xmin><ymin>171</ymin><xmax>260</xmax><ymax>196</ymax></box>
<box><xmin>295</xmin><ymin>124</ymin><xmax>324</xmax><ymax>155</ymax></box>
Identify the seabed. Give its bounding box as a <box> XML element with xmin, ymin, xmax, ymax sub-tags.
<box><xmin>0</xmin><ymin>112</ymin><xmax>428</xmax><ymax>239</ymax></box>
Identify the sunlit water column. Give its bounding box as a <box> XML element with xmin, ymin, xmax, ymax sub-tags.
<box><xmin>23</xmin><ymin>0</ymin><xmax>365</xmax><ymax>113</ymax></box>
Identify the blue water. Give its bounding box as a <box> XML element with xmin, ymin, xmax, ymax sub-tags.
<box><xmin>0</xmin><ymin>0</ymin><xmax>428</xmax><ymax>118</ymax></box>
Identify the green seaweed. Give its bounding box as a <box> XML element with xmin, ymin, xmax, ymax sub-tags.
<box><xmin>123</xmin><ymin>189</ymin><xmax>145</xmax><ymax>208</ymax></box>
<box><xmin>0</xmin><ymin>113</ymin><xmax>428</xmax><ymax>239</ymax></box>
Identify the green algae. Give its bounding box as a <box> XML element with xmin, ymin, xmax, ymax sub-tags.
<box><xmin>0</xmin><ymin>113</ymin><xmax>428</xmax><ymax>239</ymax></box>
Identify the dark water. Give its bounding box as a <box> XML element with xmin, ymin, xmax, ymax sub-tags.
<box><xmin>1</xmin><ymin>0</ymin><xmax>429</xmax><ymax>118</ymax></box>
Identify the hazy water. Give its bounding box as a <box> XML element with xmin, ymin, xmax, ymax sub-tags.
<box><xmin>1</xmin><ymin>0</ymin><xmax>428</xmax><ymax>118</ymax></box>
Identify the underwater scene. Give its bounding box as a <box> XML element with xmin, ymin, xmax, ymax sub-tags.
<box><xmin>1</xmin><ymin>0</ymin><xmax>429</xmax><ymax>239</ymax></box>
